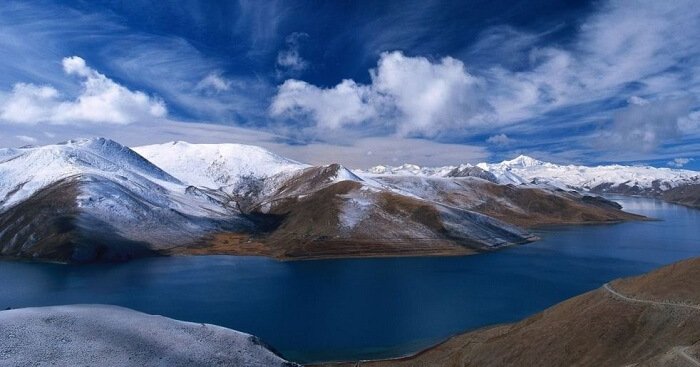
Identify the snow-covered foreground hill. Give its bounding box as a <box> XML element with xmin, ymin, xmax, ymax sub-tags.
<box><xmin>0</xmin><ymin>138</ymin><xmax>650</xmax><ymax>263</ymax></box>
<box><xmin>0</xmin><ymin>305</ymin><xmax>297</xmax><ymax>367</ymax></box>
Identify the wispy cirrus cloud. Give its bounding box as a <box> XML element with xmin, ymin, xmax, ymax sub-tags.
<box><xmin>486</xmin><ymin>134</ymin><xmax>513</xmax><ymax>146</ymax></box>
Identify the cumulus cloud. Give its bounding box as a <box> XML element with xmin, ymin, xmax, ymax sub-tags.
<box><xmin>271</xmin><ymin>51</ymin><xmax>490</xmax><ymax>137</ymax></box>
<box><xmin>0</xmin><ymin>56</ymin><xmax>166</xmax><ymax>125</ymax></box>
<box><xmin>668</xmin><ymin>157</ymin><xmax>694</xmax><ymax>168</ymax></box>
<box><xmin>270</xmin><ymin>79</ymin><xmax>378</xmax><ymax>130</ymax></box>
<box><xmin>486</xmin><ymin>133</ymin><xmax>513</xmax><ymax>146</ymax></box>
<box><xmin>270</xmin><ymin>0</ymin><xmax>700</xmax><ymax>147</ymax></box>
<box><xmin>276</xmin><ymin>32</ymin><xmax>309</xmax><ymax>76</ymax></box>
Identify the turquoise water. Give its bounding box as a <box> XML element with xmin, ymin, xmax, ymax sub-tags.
<box><xmin>1</xmin><ymin>196</ymin><xmax>699</xmax><ymax>363</ymax></box>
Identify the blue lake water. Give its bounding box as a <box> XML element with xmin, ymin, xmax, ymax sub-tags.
<box><xmin>1</xmin><ymin>196</ymin><xmax>699</xmax><ymax>363</ymax></box>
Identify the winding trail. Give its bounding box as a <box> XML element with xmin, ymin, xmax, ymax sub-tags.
<box><xmin>677</xmin><ymin>347</ymin><xmax>700</xmax><ymax>367</ymax></box>
<box><xmin>603</xmin><ymin>283</ymin><xmax>700</xmax><ymax>366</ymax></box>
<box><xmin>602</xmin><ymin>283</ymin><xmax>700</xmax><ymax>311</ymax></box>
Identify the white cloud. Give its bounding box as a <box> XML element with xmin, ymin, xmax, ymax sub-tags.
<box><xmin>0</xmin><ymin>56</ymin><xmax>166</xmax><ymax>125</ymax></box>
<box><xmin>272</xmin><ymin>51</ymin><xmax>490</xmax><ymax>137</ymax></box>
<box><xmin>599</xmin><ymin>96</ymin><xmax>697</xmax><ymax>152</ymax></box>
<box><xmin>372</xmin><ymin>52</ymin><xmax>489</xmax><ymax>136</ymax></box>
<box><xmin>15</xmin><ymin>135</ymin><xmax>37</xmax><ymax>144</ymax></box>
<box><xmin>0</xmin><ymin>83</ymin><xmax>60</xmax><ymax>124</ymax></box>
<box><xmin>276</xmin><ymin>32</ymin><xmax>309</xmax><ymax>76</ymax></box>
<box><xmin>486</xmin><ymin>133</ymin><xmax>513</xmax><ymax>146</ymax></box>
<box><xmin>668</xmin><ymin>157</ymin><xmax>693</xmax><ymax>168</ymax></box>
<box><xmin>270</xmin><ymin>0</ymin><xmax>700</xmax><ymax>145</ymax></box>
<box><xmin>627</xmin><ymin>96</ymin><xmax>650</xmax><ymax>106</ymax></box>
<box><xmin>270</xmin><ymin>79</ymin><xmax>377</xmax><ymax>130</ymax></box>
<box><xmin>195</xmin><ymin>73</ymin><xmax>232</xmax><ymax>93</ymax></box>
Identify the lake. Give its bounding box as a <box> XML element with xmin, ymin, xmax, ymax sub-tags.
<box><xmin>1</xmin><ymin>196</ymin><xmax>699</xmax><ymax>363</ymax></box>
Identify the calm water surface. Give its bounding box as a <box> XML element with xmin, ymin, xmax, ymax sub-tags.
<box><xmin>1</xmin><ymin>196</ymin><xmax>699</xmax><ymax>363</ymax></box>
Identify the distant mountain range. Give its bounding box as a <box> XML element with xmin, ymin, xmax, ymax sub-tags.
<box><xmin>363</xmin><ymin>155</ymin><xmax>700</xmax><ymax>208</ymax></box>
<box><xmin>4</xmin><ymin>138</ymin><xmax>691</xmax><ymax>263</ymax></box>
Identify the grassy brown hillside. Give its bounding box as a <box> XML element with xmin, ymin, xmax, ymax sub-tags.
<box><xmin>318</xmin><ymin>257</ymin><xmax>700</xmax><ymax>367</ymax></box>
<box><xmin>0</xmin><ymin>178</ymin><xmax>156</xmax><ymax>263</ymax></box>
<box><xmin>180</xmin><ymin>171</ymin><xmax>646</xmax><ymax>260</ymax></box>
<box><xmin>369</xmin><ymin>176</ymin><xmax>645</xmax><ymax>227</ymax></box>
<box><xmin>187</xmin><ymin>179</ymin><xmax>536</xmax><ymax>260</ymax></box>
<box><xmin>661</xmin><ymin>184</ymin><xmax>700</xmax><ymax>209</ymax></box>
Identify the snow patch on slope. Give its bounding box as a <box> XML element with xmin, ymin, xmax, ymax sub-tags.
<box><xmin>339</xmin><ymin>187</ymin><xmax>377</xmax><ymax>230</ymax></box>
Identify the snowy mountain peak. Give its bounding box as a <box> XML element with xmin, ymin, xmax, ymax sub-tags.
<box><xmin>500</xmin><ymin>155</ymin><xmax>544</xmax><ymax>168</ymax></box>
<box><xmin>133</xmin><ymin>141</ymin><xmax>308</xmax><ymax>191</ymax></box>
<box><xmin>478</xmin><ymin>155</ymin><xmax>700</xmax><ymax>191</ymax></box>
<box><xmin>363</xmin><ymin>163</ymin><xmax>457</xmax><ymax>177</ymax></box>
<box><xmin>0</xmin><ymin>138</ymin><xmax>185</xmax><ymax>213</ymax></box>
<box><xmin>359</xmin><ymin>153</ymin><xmax>699</xmax><ymax>193</ymax></box>
<box><xmin>1</xmin><ymin>138</ymin><xmax>177</xmax><ymax>183</ymax></box>
<box><xmin>328</xmin><ymin>163</ymin><xmax>363</xmax><ymax>183</ymax></box>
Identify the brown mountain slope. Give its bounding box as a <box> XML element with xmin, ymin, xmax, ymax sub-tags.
<box><xmin>193</xmin><ymin>179</ymin><xmax>537</xmax><ymax>259</ymax></box>
<box><xmin>191</xmin><ymin>166</ymin><xmax>643</xmax><ymax>260</ymax></box>
<box><xmin>661</xmin><ymin>184</ymin><xmax>700</xmax><ymax>209</ymax></box>
<box><xmin>370</xmin><ymin>176</ymin><xmax>645</xmax><ymax>227</ymax></box>
<box><xmin>0</xmin><ymin>178</ymin><xmax>156</xmax><ymax>263</ymax></box>
<box><xmin>318</xmin><ymin>257</ymin><xmax>700</xmax><ymax>367</ymax></box>
<box><xmin>0</xmin><ymin>161</ymin><xmax>646</xmax><ymax>263</ymax></box>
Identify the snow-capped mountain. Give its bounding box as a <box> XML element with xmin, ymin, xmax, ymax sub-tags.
<box><xmin>0</xmin><ymin>138</ymin><xmax>252</xmax><ymax>262</ymax></box>
<box><xmin>133</xmin><ymin>141</ymin><xmax>308</xmax><ymax>192</ymax></box>
<box><xmin>0</xmin><ymin>139</ymin><xmax>651</xmax><ymax>263</ymax></box>
<box><xmin>360</xmin><ymin>163</ymin><xmax>498</xmax><ymax>183</ymax></box>
<box><xmin>0</xmin><ymin>138</ymin><xmax>178</xmax><ymax>212</ymax></box>
<box><xmin>364</xmin><ymin>163</ymin><xmax>457</xmax><ymax>177</ymax></box>
<box><xmin>363</xmin><ymin>155</ymin><xmax>700</xmax><ymax>200</ymax></box>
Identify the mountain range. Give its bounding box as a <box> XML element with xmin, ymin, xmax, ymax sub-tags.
<box><xmin>364</xmin><ymin>155</ymin><xmax>700</xmax><ymax>208</ymax></box>
<box><xmin>2</xmin><ymin>138</ymin><xmax>696</xmax><ymax>263</ymax></box>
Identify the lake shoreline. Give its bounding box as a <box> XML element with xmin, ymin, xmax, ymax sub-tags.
<box><xmin>1</xmin><ymin>196</ymin><xmax>697</xmax><ymax>363</ymax></box>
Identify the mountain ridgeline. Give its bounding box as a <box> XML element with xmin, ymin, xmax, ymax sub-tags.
<box><xmin>366</xmin><ymin>155</ymin><xmax>700</xmax><ymax>208</ymax></box>
<box><xmin>0</xmin><ymin>138</ymin><xmax>670</xmax><ymax>263</ymax></box>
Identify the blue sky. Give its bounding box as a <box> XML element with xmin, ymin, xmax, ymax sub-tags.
<box><xmin>0</xmin><ymin>0</ymin><xmax>699</xmax><ymax>169</ymax></box>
